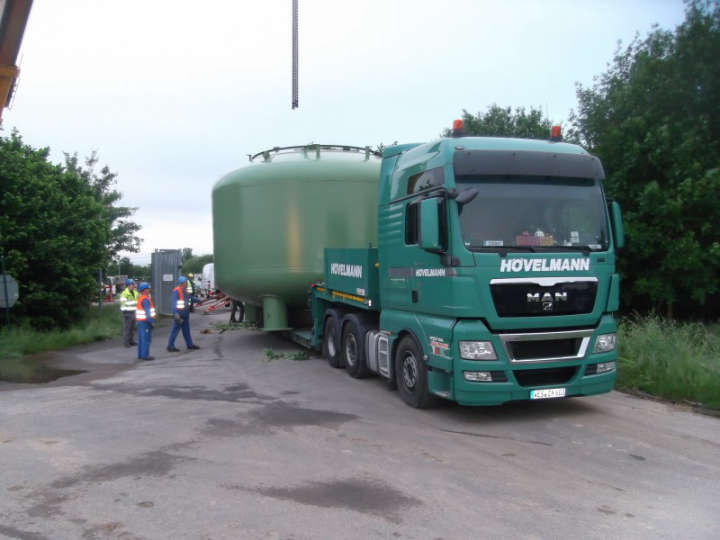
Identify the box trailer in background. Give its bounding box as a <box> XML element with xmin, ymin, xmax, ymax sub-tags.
<box><xmin>151</xmin><ymin>249</ymin><xmax>181</xmax><ymax>316</ymax></box>
<box><xmin>201</xmin><ymin>262</ymin><xmax>215</xmax><ymax>295</ymax></box>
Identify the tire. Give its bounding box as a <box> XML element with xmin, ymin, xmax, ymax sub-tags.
<box><xmin>229</xmin><ymin>301</ymin><xmax>244</xmax><ymax>323</ymax></box>
<box><xmin>322</xmin><ymin>308</ymin><xmax>343</xmax><ymax>368</ymax></box>
<box><xmin>395</xmin><ymin>335</ymin><xmax>438</xmax><ymax>409</ymax></box>
<box><xmin>342</xmin><ymin>313</ymin><xmax>372</xmax><ymax>379</ymax></box>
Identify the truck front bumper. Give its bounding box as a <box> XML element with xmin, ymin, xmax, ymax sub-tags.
<box><xmin>446</xmin><ymin>315</ymin><xmax>617</xmax><ymax>406</ymax></box>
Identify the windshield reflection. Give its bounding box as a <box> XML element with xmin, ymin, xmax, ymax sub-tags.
<box><xmin>456</xmin><ymin>176</ymin><xmax>609</xmax><ymax>251</ymax></box>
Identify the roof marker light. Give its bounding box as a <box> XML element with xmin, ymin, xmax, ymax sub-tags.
<box><xmin>550</xmin><ymin>125</ymin><xmax>562</xmax><ymax>141</ymax></box>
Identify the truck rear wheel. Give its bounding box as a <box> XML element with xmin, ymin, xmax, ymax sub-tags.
<box><xmin>395</xmin><ymin>335</ymin><xmax>438</xmax><ymax>409</ymax></box>
<box><xmin>342</xmin><ymin>314</ymin><xmax>371</xmax><ymax>379</ymax></box>
<box><xmin>322</xmin><ymin>309</ymin><xmax>343</xmax><ymax>368</ymax></box>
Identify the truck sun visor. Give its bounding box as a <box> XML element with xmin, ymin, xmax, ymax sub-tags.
<box><xmin>453</xmin><ymin>150</ymin><xmax>605</xmax><ymax>180</ymax></box>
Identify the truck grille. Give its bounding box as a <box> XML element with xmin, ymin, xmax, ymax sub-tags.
<box><xmin>510</xmin><ymin>339</ymin><xmax>580</xmax><ymax>361</ymax></box>
<box><xmin>490</xmin><ymin>280</ymin><xmax>597</xmax><ymax>317</ymax></box>
<box><xmin>513</xmin><ymin>367</ymin><xmax>577</xmax><ymax>387</ymax></box>
<box><xmin>498</xmin><ymin>328</ymin><xmax>594</xmax><ymax>364</ymax></box>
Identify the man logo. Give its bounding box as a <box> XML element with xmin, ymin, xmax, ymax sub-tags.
<box><xmin>527</xmin><ymin>290</ymin><xmax>568</xmax><ymax>312</ymax></box>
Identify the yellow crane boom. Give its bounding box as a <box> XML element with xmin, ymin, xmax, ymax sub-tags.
<box><xmin>0</xmin><ymin>0</ymin><xmax>33</xmax><ymax>122</ymax></box>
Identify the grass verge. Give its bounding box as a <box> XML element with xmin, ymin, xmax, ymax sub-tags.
<box><xmin>617</xmin><ymin>316</ymin><xmax>720</xmax><ymax>410</ymax></box>
<box><xmin>0</xmin><ymin>304</ymin><xmax>122</xmax><ymax>382</ymax></box>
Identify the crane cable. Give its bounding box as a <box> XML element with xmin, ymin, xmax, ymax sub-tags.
<box><xmin>291</xmin><ymin>0</ymin><xmax>299</xmax><ymax>109</ymax></box>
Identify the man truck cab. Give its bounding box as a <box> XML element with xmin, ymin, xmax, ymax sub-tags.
<box><xmin>310</xmin><ymin>123</ymin><xmax>623</xmax><ymax>408</ymax></box>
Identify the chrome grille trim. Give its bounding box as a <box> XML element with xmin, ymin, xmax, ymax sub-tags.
<box><xmin>498</xmin><ymin>328</ymin><xmax>593</xmax><ymax>364</ymax></box>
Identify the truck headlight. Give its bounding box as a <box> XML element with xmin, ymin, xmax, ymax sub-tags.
<box><xmin>459</xmin><ymin>341</ymin><xmax>496</xmax><ymax>360</ymax></box>
<box><xmin>593</xmin><ymin>333</ymin><xmax>616</xmax><ymax>353</ymax></box>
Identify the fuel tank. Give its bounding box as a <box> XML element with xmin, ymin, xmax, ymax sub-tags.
<box><xmin>212</xmin><ymin>145</ymin><xmax>380</xmax><ymax>329</ymax></box>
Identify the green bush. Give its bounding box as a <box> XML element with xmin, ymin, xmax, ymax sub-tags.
<box><xmin>617</xmin><ymin>316</ymin><xmax>720</xmax><ymax>409</ymax></box>
<box><xmin>1</xmin><ymin>132</ymin><xmax>142</xmax><ymax>330</ymax></box>
<box><xmin>0</xmin><ymin>304</ymin><xmax>121</xmax><ymax>362</ymax></box>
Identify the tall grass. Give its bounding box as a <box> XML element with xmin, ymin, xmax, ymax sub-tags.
<box><xmin>617</xmin><ymin>316</ymin><xmax>720</xmax><ymax>409</ymax></box>
<box><xmin>0</xmin><ymin>304</ymin><xmax>122</xmax><ymax>362</ymax></box>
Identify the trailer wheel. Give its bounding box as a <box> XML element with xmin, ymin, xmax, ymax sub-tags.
<box><xmin>342</xmin><ymin>314</ymin><xmax>371</xmax><ymax>379</ymax></box>
<box><xmin>229</xmin><ymin>301</ymin><xmax>244</xmax><ymax>323</ymax></box>
<box><xmin>395</xmin><ymin>335</ymin><xmax>438</xmax><ymax>409</ymax></box>
<box><xmin>322</xmin><ymin>309</ymin><xmax>343</xmax><ymax>368</ymax></box>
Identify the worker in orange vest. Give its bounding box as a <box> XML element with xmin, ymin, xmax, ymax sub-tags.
<box><xmin>167</xmin><ymin>276</ymin><xmax>200</xmax><ymax>352</ymax></box>
<box><xmin>135</xmin><ymin>282</ymin><xmax>156</xmax><ymax>361</ymax></box>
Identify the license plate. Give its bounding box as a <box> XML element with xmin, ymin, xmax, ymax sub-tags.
<box><xmin>530</xmin><ymin>387</ymin><xmax>566</xmax><ymax>399</ymax></box>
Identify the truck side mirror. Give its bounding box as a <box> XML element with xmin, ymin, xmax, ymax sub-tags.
<box><xmin>455</xmin><ymin>188</ymin><xmax>479</xmax><ymax>206</ymax></box>
<box><xmin>419</xmin><ymin>198</ymin><xmax>441</xmax><ymax>251</ymax></box>
<box><xmin>610</xmin><ymin>201</ymin><xmax>624</xmax><ymax>249</ymax></box>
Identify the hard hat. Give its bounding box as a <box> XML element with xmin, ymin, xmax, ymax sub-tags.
<box><xmin>125</xmin><ymin>278</ymin><xmax>134</xmax><ymax>286</ymax></box>
<box><xmin>177</xmin><ymin>276</ymin><xmax>187</xmax><ymax>284</ymax></box>
<box><xmin>188</xmin><ymin>273</ymin><xmax>194</xmax><ymax>278</ymax></box>
<box><xmin>138</xmin><ymin>282</ymin><xmax>150</xmax><ymax>292</ymax></box>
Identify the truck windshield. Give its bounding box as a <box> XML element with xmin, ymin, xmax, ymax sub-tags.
<box><xmin>456</xmin><ymin>176</ymin><xmax>609</xmax><ymax>251</ymax></box>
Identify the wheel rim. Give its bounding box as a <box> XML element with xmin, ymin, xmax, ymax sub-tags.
<box><xmin>345</xmin><ymin>332</ymin><xmax>357</xmax><ymax>367</ymax></box>
<box><xmin>402</xmin><ymin>352</ymin><xmax>418</xmax><ymax>390</ymax></box>
<box><xmin>327</xmin><ymin>326</ymin><xmax>336</xmax><ymax>357</ymax></box>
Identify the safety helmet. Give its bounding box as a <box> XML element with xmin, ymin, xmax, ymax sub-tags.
<box><xmin>188</xmin><ymin>273</ymin><xmax>194</xmax><ymax>278</ymax></box>
<box><xmin>138</xmin><ymin>282</ymin><xmax>150</xmax><ymax>292</ymax></box>
<box><xmin>177</xmin><ymin>276</ymin><xmax>187</xmax><ymax>284</ymax></box>
<box><xmin>125</xmin><ymin>278</ymin><xmax>134</xmax><ymax>286</ymax></box>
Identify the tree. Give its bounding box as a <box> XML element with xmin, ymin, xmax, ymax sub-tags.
<box><xmin>108</xmin><ymin>257</ymin><xmax>150</xmax><ymax>282</ymax></box>
<box><xmin>570</xmin><ymin>1</ymin><xmax>720</xmax><ymax>317</ymax></box>
<box><xmin>0</xmin><ymin>132</ymin><xmax>108</xmax><ymax>328</ymax></box>
<box><xmin>443</xmin><ymin>104</ymin><xmax>553</xmax><ymax>138</ymax></box>
<box><xmin>182</xmin><ymin>247</ymin><xmax>193</xmax><ymax>261</ymax></box>
<box><xmin>182</xmin><ymin>254</ymin><xmax>213</xmax><ymax>275</ymax></box>
<box><xmin>64</xmin><ymin>152</ymin><xmax>142</xmax><ymax>264</ymax></box>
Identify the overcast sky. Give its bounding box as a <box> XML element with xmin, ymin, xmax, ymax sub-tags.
<box><xmin>5</xmin><ymin>0</ymin><xmax>686</xmax><ymax>264</ymax></box>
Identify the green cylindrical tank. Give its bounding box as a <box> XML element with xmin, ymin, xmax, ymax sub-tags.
<box><xmin>212</xmin><ymin>145</ymin><xmax>380</xmax><ymax>329</ymax></box>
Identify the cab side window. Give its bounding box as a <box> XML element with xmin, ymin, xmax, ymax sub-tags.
<box><xmin>407</xmin><ymin>167</ymin><xmax>444</xmax><ymax>194</ymax></box>
<box><xmin>405</xmin><ymin>202</ymin><xmax>419</xmax><ymax>244</ymax></box>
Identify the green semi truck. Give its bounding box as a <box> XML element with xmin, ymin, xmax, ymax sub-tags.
<box><xmin>212</xmin><ymin>123</ymin><xmax>623</xmax><ymax>408</ymax></box>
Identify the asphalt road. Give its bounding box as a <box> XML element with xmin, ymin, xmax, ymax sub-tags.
<box><xmin>1</xmin><ymin>312</ymin><xmax>718</xmax><ymax>540</ymax></box>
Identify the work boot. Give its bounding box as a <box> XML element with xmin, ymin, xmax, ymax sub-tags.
<box><xmin>187</xmin><ymin>345</ymin><xmax>200</xmax><ymax>350</ymax></box>
<box><xmin>144</xmin><ymin>356</ymin><xmax>155</xmax><ymax>361</ymax></box>
<box><xmin>167</xmin><ymin>346</ymin><xmax>180</xmax><ymax>352</ymax></box>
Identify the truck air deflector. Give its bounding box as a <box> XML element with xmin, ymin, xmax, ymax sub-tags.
<box><xmin>453</xmin><ymin>150</ymin><xmax>605</xmax><ymax>179</ymax></box>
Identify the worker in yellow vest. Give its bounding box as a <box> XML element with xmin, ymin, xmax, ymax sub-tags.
<box><xmin>186</xmin><ymin>272</ymin><xmax>196</xmax><ymax>311</ymax></box>
<box><xmin>119</xmin><ymin>279</ymin><xmax>138</xmax><ymax>347</ymax></box>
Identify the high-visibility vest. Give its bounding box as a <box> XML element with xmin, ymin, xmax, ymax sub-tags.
<box><xmin>135</xmin><ymin>294</ymin><xmax>156</xmax><ymax>321</ymax></box>
<box><xmin>186</xmin><ymin>280</ymin><xmax>193</xmax><ymax>295</ymax></box>
<box><xmin>173</xmin><ymin>285</ymin><xmax>186</xmax><ymax>311</ymax></box>
<box><xmin>120</xmin><ymin>287</ymin><xmax>138</xmax><ymax>312</ymax></box>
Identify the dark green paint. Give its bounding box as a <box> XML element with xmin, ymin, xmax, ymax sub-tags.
<box><xmin>324</xmin><ymin>248</ymin><xmax>379</xmax><ymax>309</ymax></box>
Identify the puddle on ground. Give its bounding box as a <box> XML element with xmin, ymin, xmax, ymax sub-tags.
<box><xmin>0</xmin><ymin>356</ymin><xmax>85</xmax><ymax>384</ymax></box>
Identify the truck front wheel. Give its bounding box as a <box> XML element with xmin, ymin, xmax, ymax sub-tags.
<box><xmin>395</xmin><ymin>335</ymin><xmax>437</xmax><ymax>409</ymax></box>
<box><xmin>322</xmin><ymin>309</ymin><xmax>343</xmax><ymax>368</ymax></box>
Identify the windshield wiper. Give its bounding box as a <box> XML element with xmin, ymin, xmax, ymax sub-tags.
<box><xmin>470</xmin><ymin>245</ymin><xmax>601</xmax><ymax>256</ymax></box>
<box><xmin>469</xmin><ymin>246</ymin><xmax>536</xmax><ymax>256</ymax></box>
<box><xmin>534</xmin><ymin>245</ymin><xmax>594</xmax><ymax>255</ymax></box>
